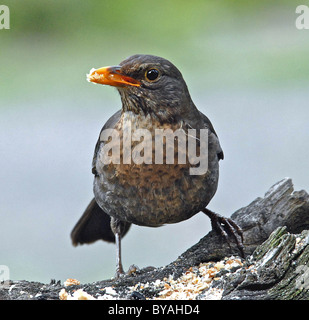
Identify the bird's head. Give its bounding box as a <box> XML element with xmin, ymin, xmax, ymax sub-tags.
<box><xmin>87</xmin><ymin>54</ymin><xmax>197</xmax><ymax>123</ymax></box>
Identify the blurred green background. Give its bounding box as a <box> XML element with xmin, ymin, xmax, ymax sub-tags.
<box><xmin>1</xmin><ymin>0</ymin><xmax>309</xmax><ymax>283</ymax></box>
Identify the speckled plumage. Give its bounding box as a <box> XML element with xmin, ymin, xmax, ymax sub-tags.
<box><xmin>93</xmin><ymin>109</ymin><xmax>222</xmax><ymax>227</ymax></box>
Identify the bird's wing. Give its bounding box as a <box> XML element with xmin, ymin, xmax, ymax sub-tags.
<box><xmin>198</xmin><ymin>111</ymin><xmax>224</xmax><ymax>161</ymax></box>
<box><xmin>92</xmin><ymin>109</ymin><xmax>122</xmax><ymax>175</ymax></box>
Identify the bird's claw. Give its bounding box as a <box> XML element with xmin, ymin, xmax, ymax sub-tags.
<box><xmin>203</xmin><ymin>208</ymin><xmax>245</xmax><ymax>258</ymax></box>
<box><xmin>114</xmin><ymin>264</ymin><xmax>140</xmax><ymax>279</ymax></box>
<box><xmin>127</xmin><ymin>264</ymin><xmax>140</xmax><ymax>275</ymax></box>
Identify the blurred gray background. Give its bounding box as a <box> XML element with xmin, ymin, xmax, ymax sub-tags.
<box><xmin>1</xmin><ymin>0</ymin><xmax>308</xmax><ymax>283</ymax></box>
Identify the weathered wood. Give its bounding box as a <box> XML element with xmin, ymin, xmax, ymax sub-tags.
<box><xmin>1</xmin><ymin>178</ymin><xmax>309</xmax><ymax>300</ymax></box>
<box><xmin>176</xmin><ymin>177</ymin><xmax>309</xmax><ymax>267</ymax></box>
<box><xmin>218</xmin><ymin>227</ymin><xmax>309</xmax><ymax>300</ymax></box>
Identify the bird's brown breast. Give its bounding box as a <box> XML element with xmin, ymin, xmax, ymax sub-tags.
<box><xmin>94</xmin><ymin>111</ymin><xmax>217</xmax><ymax>226</ymax></box>
<box><xmin>109</xmin><ymin>113</ymin><xmax>190</xmax><ymax>189</ymax></box>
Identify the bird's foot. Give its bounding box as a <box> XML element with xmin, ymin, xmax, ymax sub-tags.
<box><xmin>114</xmin><ymin>264</ymin><xmax>140</xmax><ymax>279</ymax></box>
<box><xmin>127</xmin><ymin>264</ymin><xmax>140</xmax><ymax>275</ymax></box>
<box><xmin>202</xmin><ymin>208</ymin><xmax>244</xmax><ymax>258</ymax></box>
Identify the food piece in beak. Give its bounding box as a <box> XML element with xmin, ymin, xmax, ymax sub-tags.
<box><xmin>87</xmin><ymin>66</ymin><xmax>141</xmax><ymax>87</ymax></box>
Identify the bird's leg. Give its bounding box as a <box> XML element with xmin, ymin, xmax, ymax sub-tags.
<box><xmin>111</xmin><ymin>217</ymin><xmax>139</xmax><ymax>278</ymax></box>
<box><xmin>111</xmin><ymin>217</ymin><xmax>125</xmax><ymax>278</ymax></box>
<box><xmin>202</xmin><ymin>208</ymin><xmax>245</xmax><ymax>258</ymax></box>
<box><xmin>115</xmin><ymin>232</ymin><xmax>125</xmax><ymax>276</ymax></box>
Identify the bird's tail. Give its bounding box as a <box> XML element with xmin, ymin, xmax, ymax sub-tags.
<box><xmin>71</xmin><ymin>198</ymin><xmax>131</xmax><ymax>245</ymax></box>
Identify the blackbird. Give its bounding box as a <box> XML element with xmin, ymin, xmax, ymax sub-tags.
<box><xmin>71</xmin><ymin>54</ymin><xmax>244</xmax><ymax>277</ymax></box>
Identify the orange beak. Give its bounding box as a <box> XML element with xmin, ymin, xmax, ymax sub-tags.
<box><xmin>87</xmin><ymin>66</ymin><xmax>141</xmax><ymax>87</ymax></box>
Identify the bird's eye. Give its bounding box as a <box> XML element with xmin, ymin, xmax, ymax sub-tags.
<box><xmin>145</xmin><ymin>69</ymin><xmax>160</xmax><ymax>82</ymax></box>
